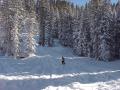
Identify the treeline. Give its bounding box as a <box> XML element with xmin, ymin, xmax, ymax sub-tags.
<box><xmin>36</xmin><ymin>0</ymin><xmax>120</xmax><ymax>61</ymax></box>
<box><xmin>0</xmin><ymin>0</ymin><xmax>120</xmax><ymax>61</ymax></box>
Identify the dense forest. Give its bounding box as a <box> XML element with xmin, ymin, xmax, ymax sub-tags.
<box><xmin>0</xmin><ymin>0</ymin><xmax>120</xmax><ymax>61</ymax></box>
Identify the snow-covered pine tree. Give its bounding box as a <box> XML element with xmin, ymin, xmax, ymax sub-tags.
<box><xmin>10</xmin><ymin>0</ymin><xmax>27</xmax><ymax>58</ymax></box>
<box><xmin>51</xmin><ymin>6</ymin><xmax>60</xmax><ymax>39</ymax></box>
<box><xmin>87</xmin><ymin>0</ymin><xmax>107</xmax><ymax>60</ymax></box>
<box><xmin>73</xmin><ymin>6</ymin><xmax>84</xmax><ymax>56</ymax></box>
<box><xmin>45</xmin><ymin>0</ymin><xmax>54</xmax><ymax>47</ymax></box>
<box><xmin>81</xmin><ymin>4</ymin><xmax>91</xmax><ymax>57</ymax></box>
<box><xmin>21</xmin><ymin>18</ymin><xmax>36</xmax><ymax>57</ymax></box>
<box><xmin>18</xmin><ymin>0</ymin><xmax>36</xmax><ymax>57</ymax></box>
<box><xmin>114</xmin><ymin>0</ymin><xmax>120</xmax><ymax>59</ymax></box>
<box><xmin>11</xmin><ymin>11</ymin><xmax>19</xmax><ymax>58</ymax></box>
<box><xmin>87</xmin><ymin>0</ymin><xmax>115</xmax><ymax>61</ymax></box>
<box><xmin>0</xmin><ymin>0</ymin><xmax>7</xmax><ymax>55</ymax></box>
<box><xmin>73</xmin><ymin>4</ymin><xmax>91</xmax><ymax>57</ymax></box>
<box><xmin>36</xmin><ymin>0</ymin><xmax>49</xmax><ymax>46</ymax></box>
<box><xmin>72</xmin><ymin>6</ymin><xmax>80</xmax><ymax>55</ymax></box>
<box><xmin>57</xmin><ymin>0</ymin><xmax>73</xmax><ymax>47</ymax></box>
<box><xmin>96</xmin><ymin>0</ymin><xmax>114</xmax><ymax>61</ymax></box>
<box><xmin>0</xmin><ymin>0</ymin><xmax>21</xmax><ymax>57</ymax></box>
<box><xmin>88</xmin><ymin>0</ymin><xmax>101</xmax><ymax>59</ymax></box>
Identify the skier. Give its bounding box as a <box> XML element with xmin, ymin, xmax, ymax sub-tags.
<box><xmin>61</xmin><ymin>56</ymin><xmax>65</xmax><ymax>65</ymax></box>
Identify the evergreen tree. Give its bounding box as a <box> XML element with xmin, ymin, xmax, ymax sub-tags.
<box><xmin>114</xmin><ymin>0</ymin><xmax>120</xmax><ymax>59</ymax></box>
<box><xmin>98</xmin><ymin>0</ymin><xmax>114</xmax><ymax>61</ymax></box>
<box><xmin>36</xmin><ymin>0</ymin><xmax>46</xmax><ymax>46</ymax></box>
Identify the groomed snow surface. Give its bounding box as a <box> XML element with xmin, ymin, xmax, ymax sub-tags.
<box><xmin>0</xmin><ymin>40</ymin><xmax>120</xmax><ymax>90</ymax></box>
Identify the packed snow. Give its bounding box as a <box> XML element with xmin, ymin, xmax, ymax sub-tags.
<box><xmin>0</xmin><ymin>40</ymin><xmax>120</xmax><ymax>90</ymax></box>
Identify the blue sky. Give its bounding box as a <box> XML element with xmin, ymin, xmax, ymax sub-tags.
<box><xmin>71</xmin><ymin>0</ymin><xmax>118</xmax><ymax>5</ymax></box>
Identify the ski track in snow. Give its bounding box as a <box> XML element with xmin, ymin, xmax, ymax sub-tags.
<box><xmin>0</xmin><ymin>41</ymin><xmax>120</xmax><ymax>90</ymax></box>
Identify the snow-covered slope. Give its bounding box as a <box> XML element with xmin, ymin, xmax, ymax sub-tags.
<box><xmin>0</xmin><ymin>40</ymin><xmax>120</xmax><ymax>90</ymax></box>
